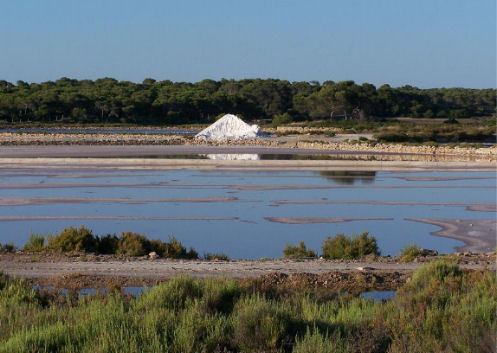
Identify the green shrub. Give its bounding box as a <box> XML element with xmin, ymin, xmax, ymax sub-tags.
<box><xmin>23</xmin><ymin>234</ymin><xmax>45</xmax><ymax>252</ymax></box>
<box><xmin>327</xmin><ymin>132</ymin><xmax>336</xmax><ymax>137</ymax></box>
<box><xmin>20</xmin><ymin>227</ymin><xmax>199</xmax><ymax>259</ymax></box>
<box><xmin>283</xmin><ymin>241</ymin><xmax>317</xmax><ymax>259</ymax></box>
<box><xmin>292</xmin><ymin>327</ymin><xmax>343</xmax><ymax>353</ymax></box>
<box><xmin>233</xmin><ymin>295</ymin><xmax>292</xmax><ymax>352</ymax></box>
<box><xmin>358</xmin><ymin>136</ymin><xmax>368</xmax><ymax>141</ymax></box>
<box><xmin>422</xmin><ymin>141</ymin><xmax>439</xmax><ymax>147</ymax></box>
<box><xmin>96</xmin><ymin>234</ymin><xmax>119</xmax><ymax>254</ymax></box>
<box><xmin>135</xmin><ymin>276</ymin><xmax>202</xmax><ymax>311</ymax></box>
<box><xmin>272</xmin><ymin>112</ymin><xmax>293</xmax><ymax>127</ymax></box>
<box><xmin>444</xmin><ymin>117</ymin><xmax>459</xmax><ymax>124</ymax></box>
<box><xmin>0</xmin><ymin>243</ymin><xmax>15</xmax><ymax>253</ymax></box>
<box><xmin>198</xmin><ymin>278</ymin><xmax>241</xmax><ymax>315</ymax></box>
<box><xmin>203</xmin><ymin>253</ymin><xmax>230</xmax><ymax>261</ymax></box>
<box><xmin>399</xmin><ymin>244</ymin><xmax>422</xmax><ymax>262</ymax></box>
<box><xmin>46</xmin><ymin>226</ymin><xmax>98</xmax><ymax>252</ymax></box>
<box><xmin>384</xmin><ymin>261</ymin><xmax>496</xmax><ymax>353</ymax></box>
<box><xmin>375</xmin><ymin>131</ymin><xmax>409</xmax><ymax>142</ymax></box>
<box><xmin>117</xmin><ymin>231</ymin><xmax>150</xmax><ymax>256</ymax></box>
<box><xmin>321</xmin><ymin>232</ymin><xmax>380</xmax><ymax>259</ymax></box>
<box><xmin>150</xmin><ymin>236</ymin><xmax>198</xmax><ymax>259</ymax></box>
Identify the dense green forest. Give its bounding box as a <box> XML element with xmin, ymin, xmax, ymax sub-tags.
<box><xmin>0</xmin><ymin>78</ymin><xmax>495</xmax><ymax>125</ymax></box>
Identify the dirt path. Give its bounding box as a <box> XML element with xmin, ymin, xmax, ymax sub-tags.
<box><xmin>1</xmin><ymin>255</ymin><xmax>494</xmax><ymax>282</ymax></box>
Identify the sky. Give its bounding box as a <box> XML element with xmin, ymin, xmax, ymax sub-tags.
<box><xmin>0</xmin><ymin>0</ymin><xmax>495</xmax><ymax>88</ymax></box>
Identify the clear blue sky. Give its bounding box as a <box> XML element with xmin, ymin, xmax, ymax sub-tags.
<box><xmin>1</xmin><ymin>0</ymin><xmax>495</xmax><ymax>88</ymax></box>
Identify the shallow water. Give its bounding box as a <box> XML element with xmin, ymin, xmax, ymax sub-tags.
<box><xmin>360</xmin><ymin>290</ymin><xmax>396</xmax><ymax>302</ymax></box>
<box><xmin>33</xmin><ymin>286</ymin><xmax>395</xmax><ymax>301</ymax></box>
<box><xmin>0</xmin><ymin>168</ymin><xmax>494</xmax><ymax>259</ymax></box>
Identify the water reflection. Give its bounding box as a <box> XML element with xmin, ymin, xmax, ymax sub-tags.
<box><xmin>318</xmin><ymin>171</ymin><xmax>377</xmax><ymax>184</ymax></box>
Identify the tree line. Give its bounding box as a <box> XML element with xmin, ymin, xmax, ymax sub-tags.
<box><xmin>0</xmin><ymin>78</ymin><xmax>495</xmax><ymax>125</ymax></box>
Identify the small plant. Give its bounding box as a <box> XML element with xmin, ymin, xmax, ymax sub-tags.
<box><xmin>0</xmin><ymin>243</ymin><xmax>15</xmax><ymax>253</ymax></box>
<box><xmin>271</xmin><ymin>112</ymin><xmax>293</xmax><ymax>127</ymax></box>
<box><xmin>321</xmin><ymin>232</ymin><xmax>380</xmax><ymax>259</ymax></box>
<box><xmin>399</xmin><ymin>243</ymin><xmax>422</xmax><ymax>262</ymax></box>
<box><xmin>203</xmin><ymin>253</ymin><xmax>230</xmax><ymax>261</ymax></box>
<box><xmin>358</xmin><ymin>136</ymin><xmax>368</xmax><ymax>141</ymax></box>
<box><xmin>282</xmin><ymin>241</ymin><xmax>317</xmax><ymax>258</ymax></box>
<box><xmin>422</xmin><ymin>141</ymin><xmax>439</xmax><ymax>147</ymax></box>
<box><xmin>23</xmin><ymin>234</ymin><xmax>45</xmax><ymax>252</ymax></box>
<box><xmin>444</xmin><ymin>117</ymin><xmax>459</xmax><ymax>124</ymax></box>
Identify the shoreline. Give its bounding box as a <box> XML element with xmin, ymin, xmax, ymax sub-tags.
<box><xmin>0</xmin><ymin>151</ymin><xmax>495</xmax><ymax>171</ymax></box>
<box><xmin>0</xmin><ymin>133</ymin><xmax>495</xmax><ymax>161</ymax></box>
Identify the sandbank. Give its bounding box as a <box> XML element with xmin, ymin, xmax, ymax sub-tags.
<box><xmin>405</xmin><ymin>218</ymin><xmax>496</xmax><ymax>253</ymax></box>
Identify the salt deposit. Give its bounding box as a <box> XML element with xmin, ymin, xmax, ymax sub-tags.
<box><xmin>205</xmin><ymin>154</ymin><xmax>260</xmax><ymax>160</ymax></box>
<box><xmin>195</xmin><ymin>114</ymin><xmax>262</xmax><ymax>140</ymax></box>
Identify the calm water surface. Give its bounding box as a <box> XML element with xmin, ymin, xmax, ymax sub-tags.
<box><xmin>0</xmin><ymin>168</ymin><xmax>494</xmax><ymax>259</ymax></box>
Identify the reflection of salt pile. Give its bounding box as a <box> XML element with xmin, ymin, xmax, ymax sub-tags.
<box><xmin>205</xmin><ymin>154</ymin><xmax>260</xmax><ymax>160</ymax></box>
<box><xmin>195</xmin><ymin>114</ymin><xmax>262</xmax><ymax>140</ymax></box>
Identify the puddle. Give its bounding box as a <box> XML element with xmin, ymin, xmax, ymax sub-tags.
<box><xmin>360</xmin><ymin>290</ymin><xmax>396</xmax><ymax>302</ymax></box>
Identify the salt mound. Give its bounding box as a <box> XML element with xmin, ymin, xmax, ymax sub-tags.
<box><xmin>205</xmin><ymin>154</ymin><xmax>260</xmax><ymax>160</ymax></box>
<box><xmin>195</xmin><ymin>114</ymin><xmax>262</xmax><ymax>140</ymax></box>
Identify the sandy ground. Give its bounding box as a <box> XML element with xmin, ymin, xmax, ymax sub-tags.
<box><xmin>1</xmin><ymin>254</ymin><xmax>494</xmax><ymax>287</ymax></box>
<box><xmin>264</xmin><ymin>217</ymin><xmax>394</xmax><ymax>224</ymax></box>
<box><xmin>1</xmin><ymin>253</ymin><xmax>495</xmax><ymax>291</ymax></box>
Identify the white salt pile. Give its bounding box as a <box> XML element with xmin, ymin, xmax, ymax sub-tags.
<box><xmin>205</xmin><ymin>154</ymin><xmax>260</xmax><ymax>160</ymax></box>
<box><xmin>195</xmin><ymin>114</ymin><xmax>262</xmax><ymax>140</ymax></box>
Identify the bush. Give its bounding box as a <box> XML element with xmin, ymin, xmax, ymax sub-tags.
<box><xmin>117</xmin><ymin>232</ymin><xmax>150</xmax><ymax>256</ymax></box>
<box><xmin>384</xmin><ymin>261</ymin><xmax>496</xmax><ymax>352</ymax></box>
<box><xmin>203</xmin><ymin>253</ymin><xmax>230</xmax><ymax>261</ymax></box>
<box><xmin>46</xmin><ymin>226</ymin><xmax>99</xmax><ymax>252</ymax></box>
<box><xmin>23</xmin><ymin>234</ymin><xmax>45</xmax><ymax>252</ymax></box>
<box><xmin>97</xmin><ymin>234</ymin><xmax>119</xmax><ymax>254</ymax></box>
<box><xmin>0</xmin><ymin>243</ymin><xmax>15</xmax><ymax>253</ymax></box>
<box><xmin>292</xmin><ymin>328</ymin><xmax>342</xmax><ymax>353</ymax></box>
<box><xmin>150</xmin><ymin>236</ymin><xmax>198</xmax><ymax>259</ymax></box>
<box><xmin>422</xmin><ymin>141</ymin><xmax>439</xmax><ymax>147</ymax></box>
<box><xmin>25</xmin><ymin>227</ymin><xmax>198</xmax><ymax>259</ymax></box>
<box><xmin>321</xmin><ymin>232</ymin><xmax>380</xmax><ymax>259</ymax></box>
<box><xmin>283</xmin><ymin>241</ymin><xmax>317</xmax><ymax>259</ymax></box>
<box><xmin>233</xmin><ymin>295</ymin><xmax>292</xmax><ymax>352</ymax></box>
<box><xmin>399</xmin><ymin>244</ymin><xmax>422</xmax><ymax>262</ymax></box>
<box><xmin>272</xmin><ymin>112</ymin><xmax>293</xmax><ymax>127</ymax></box>
<box><xmin>444</xmin><ymin>117</ymin><xmax>459</xmax><ymax>124</ymax></box>
<box><xmin>375</xmin><ymin>131</ymin><xmax>409</xmax><ymax>142</ymax></box>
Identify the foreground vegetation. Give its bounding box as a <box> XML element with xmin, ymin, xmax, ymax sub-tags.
<box><xmin>0</xmin><ymin>78</ymin><xmax>495</xmax><ymax>125</ymax></box>
<box><xmin>0</xmin><ymin>261</ymin><xmax>495</xmax><ymax>353</ymax></box>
